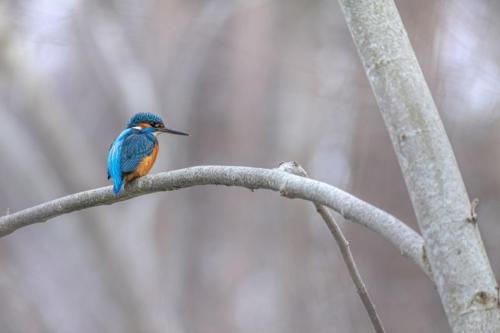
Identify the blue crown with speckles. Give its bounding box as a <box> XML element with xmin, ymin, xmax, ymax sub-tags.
<box><xmin>127</xmin><ymin>113</ymin><xmax>164</xmax><ymax>128</ymax></box>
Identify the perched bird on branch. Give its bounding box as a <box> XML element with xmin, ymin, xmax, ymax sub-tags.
<box><xmin>107</xmin><ymin>113</ymin><xmax>189</xmax><ymax>194</ymax></box>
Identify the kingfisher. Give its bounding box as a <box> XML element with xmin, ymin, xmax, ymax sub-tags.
<box><xmin>107</xmin><ymin>112</ymin><xmax>189</xmax><ymax>194</ymax></box>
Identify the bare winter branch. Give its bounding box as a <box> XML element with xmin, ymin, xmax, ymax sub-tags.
<box><xmin>0</xmin><ymin>165</ymin><xmax>429</xmax><ymax>276</ymax></box>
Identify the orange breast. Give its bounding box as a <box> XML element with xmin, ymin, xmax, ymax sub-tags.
<box><xmin>124</xmin><ymin>144</ymin><xmax>159</xmax><ymax>183</ymax></box>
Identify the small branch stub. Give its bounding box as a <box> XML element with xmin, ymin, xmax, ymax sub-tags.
<box><xmin>277</xmin><ymin>161</ymin><xmax>308</xmax><ymax>177</ymax></box>
<box><xmin>466</xmin><ymin>198</ymin><xmax>479</xmax><ymax>224</ymax></box>
<box><xmin>496</xmin><ymin>286</ymin><xmax>500</xmax><ymax>307</ymax></box>
<box><xmin>277</xmin><ymin>161</ymin><xmax>308</xmax><ymax>199</ymax></box>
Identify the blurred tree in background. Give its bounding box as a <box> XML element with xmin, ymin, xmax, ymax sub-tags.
<box><xmin>1</xmin><ymin>0</ymin><xmax>500</xmax><ymax>332</ymax></box>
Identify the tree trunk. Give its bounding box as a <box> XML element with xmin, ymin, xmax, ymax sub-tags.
<box><xmin>337</xmin><ymin>0</ymin><xmax>500</xmax><ymax>331</ymax></box>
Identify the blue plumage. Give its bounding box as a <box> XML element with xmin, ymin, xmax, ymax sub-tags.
<box><xmin>127</xmin><ymin>113</ymin><xmax>163</xmax><ymax>128</ymax></box>
<box><xmin>108</xmin><ymin>128</ymin><xmax>132</xmax><ymax>194</ymax></box>
<box><xmin>108</xmin><ymin>128</ymin><xmax>157</xmax><ymax>194</ymax></box>
<box><xmin>120</xmin><ymin>130</ymin><xmax>156</xmax><ymax>173</ymax></box>
<box><xmin>108</xmin><ymin>113</ymin><xmax>189</xmax><ymax>194</ymax></box>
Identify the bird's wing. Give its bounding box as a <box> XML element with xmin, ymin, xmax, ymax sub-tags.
<box><xmin>108</xmin><ymin>128</ymin><xmax>134</xmax><ymax>193</ymax></box>
<box><xmin>120</xmin><ymin>133</ymin><xmax>156</xmax><ymax>174</ymax></box>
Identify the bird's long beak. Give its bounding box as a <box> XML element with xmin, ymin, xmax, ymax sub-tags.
<box><xmin>158</xmin><ymin>127</ymin><xmax>189</xmax><ymax>136</ymax></box>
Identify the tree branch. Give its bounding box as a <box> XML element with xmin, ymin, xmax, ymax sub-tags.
<box><xmin>338</xmin><ymin>0</ymin><xmax>500</xmax><ymax>330</ymax></box>
<box><xmin>316</xmin><ymin>204</ymin><xmax>386</xmax><ymax>333</ymax></box>
<box><xmin>0</xmin><ymin>165</ymin><xmax>430</xmax><ymax>276</ymax></box>
<box><xmin>278</xmin><ymin>161</ymin><xmax>386</xmax><ymax>333</ymax></box>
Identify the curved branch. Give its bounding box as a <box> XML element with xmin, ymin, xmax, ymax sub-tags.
<box><xmin>0</xmin><ymin>165</ymin><xmax>430</xmax><ymax>275</ymax></box>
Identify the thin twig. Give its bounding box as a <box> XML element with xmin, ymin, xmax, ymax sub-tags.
<box><xmin>316</xmin><ymin>205</ymin><xmax>386</xmax><ymax>333</ymax></box>
<box><xmin>278</xmin><ymin>161</ymin><xmax>386</xmax><ymax>333</ymax></box>
<box><xmin>0</xmin><ymin>164</ymin><xmax>429</xmax><ymax>277</ymax></box>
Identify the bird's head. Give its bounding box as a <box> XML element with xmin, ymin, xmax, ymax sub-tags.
<box><xmin>127</xmin><ymin>112</ymin><xmax>189</xmax><ymax>136</ymax></box>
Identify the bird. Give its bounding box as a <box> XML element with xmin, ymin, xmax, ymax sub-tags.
<box><xmin>107</xmin><ymin>112</ymin><xmax>189</xmax><ymax>194</ymax></box>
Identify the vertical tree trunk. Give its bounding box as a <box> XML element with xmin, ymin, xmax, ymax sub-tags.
<box><xmin>337</xmin><ymin>0</ymin><xmax>500</xmax><ymax>331</ymax></box>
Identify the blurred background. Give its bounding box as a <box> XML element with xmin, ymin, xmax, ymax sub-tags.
<box><xmin>0</xmin><ymin>0</ymin><xmax>499</xmax><ymax>332</ymax></box>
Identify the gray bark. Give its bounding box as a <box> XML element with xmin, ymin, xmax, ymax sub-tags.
<box><xmin>337</xmin><ymin>0</ymin><xmax>500</xmax><ymax>331</ymax></box>
<box><xmin>0</xmin><ymin>165</ymin><xmax>429</xmax><ymax>276</ymax></box>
